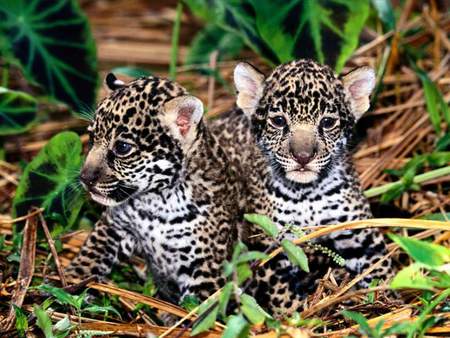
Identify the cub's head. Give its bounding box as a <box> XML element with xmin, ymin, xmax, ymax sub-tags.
<box><xmin>234</xmin><ymin>59</ymin><xmax>375</xmax><ymax>184</ymax></box>
<box><xmin>80</xmin><ymin>74</ymin><xmax>204</xmax><ymax>206</ymax></box>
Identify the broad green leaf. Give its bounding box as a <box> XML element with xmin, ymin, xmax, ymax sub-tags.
<box><xmin>390</xmin><ymin>263</ymin><xmax>435</xmax><ymax>291</ymax></box>
<box><xmin>13</xmin><ymin>131</ymin><xmax>86</xmax><ymax>229</ymax></box>
<box><xmin>244</xmin><ymin>214</ymin><xmax>279</xmax><ymax>238</ymax></box>
<box><xmin>13</xmin><ymin>304</ymin><xmax>28</xmax><ymax>337</ymax></box>
<box><xmin>0</xmin><ymin>0</ymin><xmax>98</xmax><ymax>110</ymax></box>
<box><xmin>191</xmin><ymin>302</ymin><xmax>219</xmax><ymax>336</ymax></box>
<box><xmin>389</xmin><ymin>234</ymin><xmax>450</xmax><ymax>267</ymax></box>
<box><xmin>222</xmin><ymin>314</ymin><xmax>250</xmax><ymax>338</ymax></box>
<box><xmin>240</xmin><ymin>293</ymin><xmax>272</xmax><ymax>325</ymax></box>
<box><xmin>186</xmin><ymin>0</ymin><xmax>370</xmax><ymax>72</ymax></box>
<box><xmin>371</xmin><ymin>0</ymin><xmax>396</xmax><ymax>31</ymax></box>
<box><xmin>186</xmin><ymin>23</ymin><xmax>244</xmax><ymax>65</ymax></box>
<box><xmin>0</xmin><ymin>87</ymin><xmax>37</xmax><ymax>135</ymax></box>
<box><xmin>34</xmin><ymin>304</ymin><xmax>54</xmax><ymax>338</ymax></box>
<box><xmin>281</xmin><ymin>240</ymin><xmax>309</xmax><ymax>272</ymax></box>
<box><xmin>37</xmin><ymin>284</ymin><xmax>77</xmax><ymax>308</ymax></box>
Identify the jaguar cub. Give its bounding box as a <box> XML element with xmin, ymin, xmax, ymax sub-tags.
<box><xmin>212</xmin><ymin>59</ymin><xmax>391</xmax><ymax>286</ymax></box>
<box><xmin>66</xmin><ymin>74</ymin><xmax>241</xmax><ymax>303</ymax></box>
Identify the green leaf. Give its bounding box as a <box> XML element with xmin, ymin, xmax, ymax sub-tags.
<box><xmin>191</xmin><ymin>302</ymin><xmax>219</xmax><ymax>336</ymax></box>
<box><xmin>236</xmin><ymin>262</ymin><xmax>253</xmax><ymax>285</ymax></box>
<box><xmin>82</xmin><ymin>305</ymin><xmax>121</xmax><ymax>318</ymax></box>
<box><xmin>342</xmin><ymin>310</ymin><xmax>373</xmax><ymax>337</ymax></box>
<box><xmin>222</xmin><ymin>314</ymin><xmax>250</xmax><ymax>338</ymax></box>
<box><xmin>34</xmin><ymin>304</ymin><xmax>55</xmax><ymax>338</ymax></box>
<box><xmin>244</xmin><ymin>214</ymin><xmax>279</xmax><ymax>238</ymax></box>
<box><xmin>281</xmin><ymin>240</ymin><xmax>309</xmax><ymax>272</ymax></box>
<box><xmin>0</xmin><ymin>0</ymin><xmax>98</xmax><ymax>110</ymax></box>
<box><xmin>390</xmin><ymin>263</ymin><xmax>435</xmax><ymax>291</ymax></box>
<box><xmin>37</xmin><ymin>284</ymin><xmax>77</xmax><ymax>308</ymax></box>
<box><xmin>186</xmin><ymin>0</ymin><xmax>370</xmax><ymax>72</ymax></box>
<box><xmin>180</xmin><ymin>295</ymin><xmax>201</xmax><ymax>312</ymax></box>
<box><xmin>0</xmin><ymin>87</ymin><xmax>37</xmax><ymax>135</ymax></box>
<box><xmin>413</xmin><ymin>66</ymin><xmax>450</xmax><ymax>134</ymax></box>
<box><xmin>13</xmin><ymin>304</ymin><xmax>28</xmax><ymax>337</ymax></box>
<box><xmin>13</xmin><ymin>131</ymin><xmax>86</xmax><ymax>229</ymax></box>
<box><xmin>240</xmin><ymin>293</ymin><xmax>272</xmax><ymax>325</ymax></box>
<box><xmin>421</xmin><ymin>212</ymin><xmax>450</xmax><ymax>221</ymax></box>
<box><xmin>218</xmin><ymin>282</ymin><xmax>233</xmax><ymax>317</ymax></box>
<box><xmin>371</xmin><ymin>0</ymin><xmax>396</xmax><ymax>31</ymax></box>
<box><xmin>53</xmin><ymin>316</ymin><xmax>72</xmax><ymax>333</ymax></box>
<box><xmin>389</xmin><ymin>234</ymin><xmax>450</xmax><ymax>267</ymax></box>
<box><xmin>186</xmin><ymin>23</ymin><xmax>243</xmax><ymax>65</ymax></box>
<box><xmin>236</xmin><ymin>251</ymin><xmax>269</xmax><ymax>264</ymax></box>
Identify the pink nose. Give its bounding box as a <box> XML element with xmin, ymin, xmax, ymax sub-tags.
<box><xmin>291</xmin><ymin>151</ymin><xmax>314</xmax><ymax>167</ymax></box>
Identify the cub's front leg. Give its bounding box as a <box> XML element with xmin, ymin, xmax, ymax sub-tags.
<box><xmin>65</xmin><ymin>215</ymin><xmax>137</xmax><ymax>280</ymax></box>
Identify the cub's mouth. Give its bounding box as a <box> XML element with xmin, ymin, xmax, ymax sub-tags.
<box><xmin>285</xmin><ymin>167</ymin><xmax>319</xmax><ymax>184</ymax></box>
<box><xmin>88</xmin><ymin>189</ymin><xmax>121</xmax><ymax>207</ymax></box>
<box><xmin>84</xmin><ymin>184</ymin><xmax>138</xmax><ymax>207</ymax></box>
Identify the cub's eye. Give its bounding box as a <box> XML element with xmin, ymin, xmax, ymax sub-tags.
<box><xmin>320</xmin><ymin>117</ymin><xmax>337</xmax><ymax>129</ymax></box>
<box><xmin>270</xmin><ymin>115</ymin><xmax>287</xmax><ymax>128</ymax></box>
<box><xmin>114</xmin><ymin>141</ymin><xmax>133</xmax><ymax>156</ymax></box>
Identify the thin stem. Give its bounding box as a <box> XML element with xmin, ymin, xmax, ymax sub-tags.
<box><xmin>364</xmin><ymin>165</ymin><xmax>450</xmax><ymax>198</ymax></box>
<box><xmin>169</xmin><ymin>2</ymin><xmax>183</xmax><ymax>80</ymax></box>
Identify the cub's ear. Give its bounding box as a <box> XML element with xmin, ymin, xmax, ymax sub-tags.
<box><xmin>162</xmin><ymin>95</ymin><xmax>204</xmax><ymax>145</ymax></box>
<box><xmin>342</xmin><ymin>66</ymin><xmax>375</xmax><ymax>120</ymax></box>
<box><xmin>234</xmin><ymin>62</ymin><xmax>265</xmax><ymax>117</ymax></box>
<box><xmin>105</xmin><ymin>73</ymin><xmax>125</xmax><ymax>91</ymax></box>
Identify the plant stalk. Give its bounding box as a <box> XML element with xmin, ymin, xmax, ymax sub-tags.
<box><xmin>364</xmin><ymin>165</ymin><xmax>450</xmax><ymax>198</ymax></box>
<box><xmin>169</xmin><ymin>2</ymin><xmax>183</xmax><ymax>80</ymax></box>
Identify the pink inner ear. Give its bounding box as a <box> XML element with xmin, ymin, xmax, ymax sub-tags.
<box><xmin>349</xmin><ymin>79</ymin><xmax>368</xmax><ymax>99</ymax></box>
<box><xmin>176</xmin><ymin>106</ymin><xmax>193</xmax><ymax>137</ymax></box>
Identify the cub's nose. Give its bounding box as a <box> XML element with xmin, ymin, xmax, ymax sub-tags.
<box><xmin>289</xmin><ymin>133</ymin><xmax>317</xmax><ymax>167</ymax></box>
<box><xmin>80</xmin><ymin>166</ymin><xmax>100</xmax><ymax>188</ymax></box>
<box><xmin>291</xmin><ymin>150</ymin><xmax>315</xmax><ymax>167</ymax></box>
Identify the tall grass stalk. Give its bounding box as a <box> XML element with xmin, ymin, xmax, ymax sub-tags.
<box><xmin>169</xmin><ymin>2</ymin><xmax>183</xmax><ymax>80</ymax></box>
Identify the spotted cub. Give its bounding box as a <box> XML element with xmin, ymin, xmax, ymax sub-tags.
<box><xmin>211</xmin><ymin>59</ymin><xmax>392</xmax><ymax>286</ymax></box>
<box><xmin>66</xmin><ymin>74</ymin><xmax>242</xmax><ymax>302</ymax></box>
<box><xmin>66</xmin><ymin>74</ymin><xmax>331</xmax><ymax>312</ymax></box>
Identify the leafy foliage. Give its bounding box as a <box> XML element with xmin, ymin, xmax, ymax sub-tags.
<box><xmin>185</xmin><ymin>0</ymin><xmax>370</xmax><ymax>71</ymax></box>
<box><xmin>412</xmin><ymin>66</ymin><xmax>450</xmax><ymax>135</ymax></box>
<box><xmin>342</xmin><ymin>310</ymin><xmax>410</xmax><ymax>337</ymax></box>
<box><xmin>0</xmin><ymin>0</ymin><xmax>98</xmax><ymax>111</ymax></box>
<box><xmin>13</xmin><ymin>131</ymin><xmax>86</xmax><ymax>229</ymax></box>
<box><xmin>387</xmin><ymin>235</ymin><xmax>450</xmax><ymax>337</ymax></box>
<box><xmin>185</xmin><ymin>23</ymin><xmax>244</xmax><ymax>65</ymax></box>
<box><xmin>0</xmin><ymin>87</ymin><xmax>37</xmax><ymax>135</ymax></box>
<box><xmin>381</xmin><ymin>152</ymin><xmax>450</xmax><ymax>202</ymax></box>
<box><xmin>281</xmin><ymin>240</ymin><xmax>309</xmax><ymax>272</ymax></box>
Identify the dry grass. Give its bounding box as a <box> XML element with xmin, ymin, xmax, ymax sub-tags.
<box><xmin>1</xmin><ymin>0</ymin><xmax>449</xmax><ymax>336</ymax></box>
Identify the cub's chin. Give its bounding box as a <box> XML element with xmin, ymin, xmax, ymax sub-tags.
<box><xmin>285</xmin><ymin>169</ymin><xmax>318</xmax><ymax>184</ymax></box>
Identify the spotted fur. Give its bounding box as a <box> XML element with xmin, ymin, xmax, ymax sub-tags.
<box><xmin>66</xmin><ymin>75</ymin><xmax>333</xmax><ymax>314</ymax></box>
<box><xmin>211</xmin><ymin>59</ymin><xmax>392</xmax><ymax>287</ymax></box>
